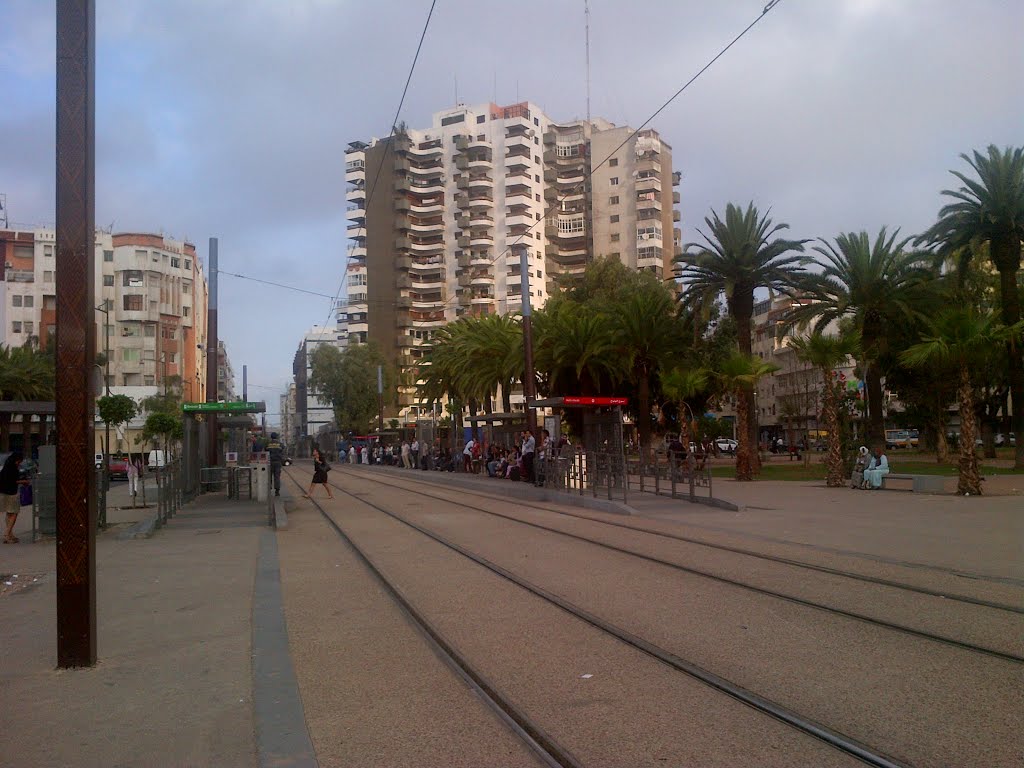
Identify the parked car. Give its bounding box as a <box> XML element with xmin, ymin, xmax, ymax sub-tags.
<box><xmin>995</xmin><ymin>432</ymin><xmax>1017</xmax><ymax>447</ymax></box>
<box><xmin>714</xmin><ymin>438</ymin><xmax>738</xmax><ymax>454</ymax></box>
<box><xmin>885</xmin><ymin>429</ymin><xmax>911</xmax><ymax>449</ymax></box>
<box><xmin>107</xmin><ymin>454</ymin><xmax>129</xmax><ymax>480</ymax></box>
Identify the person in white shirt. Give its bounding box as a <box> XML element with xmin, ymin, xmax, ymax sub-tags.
<box><xmin>463</xmin><ymin>438</ymin><xmax>476</xmax><ymax>473</ymax></box>
<box><xmin>864</xmin><ymin>447</ymin><xmax>890</xmax><ymax>489</ymax></box>
<box><xmin>410</xmin><ymin>439</ymin><xmax>420</xmax><ymax>470</ymax></box>
<box><xmin>521</xmin><ymin>429</ymin><xmax>536</xmax><ymax>483</ymax></box>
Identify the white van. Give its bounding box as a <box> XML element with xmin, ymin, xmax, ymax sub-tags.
<box><xmin>147</xmin><ymin>450</ymin><xmax>171</xmax><ymax>469</ymax></box>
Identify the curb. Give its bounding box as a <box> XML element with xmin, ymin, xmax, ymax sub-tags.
<box><xmin>271</xmin><ymin>492</ymin><xmax>289</xmax><ymax>530</ymax></box>
<box><xmin>116</xmin><ymin>513</ymin><xmax>160</xmax><ymax>540</ymax></box>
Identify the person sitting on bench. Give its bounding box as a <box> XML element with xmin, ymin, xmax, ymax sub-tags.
<box><xmin>863</xmin><ymin>446</ymin><xmax>889</xmax><ymax>490</ymax></box>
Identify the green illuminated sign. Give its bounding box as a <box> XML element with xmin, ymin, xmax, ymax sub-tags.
<box><xmin>182</xmin><ymin>401</ymin><xmax>265</xmax><ymax>414</ymax></box>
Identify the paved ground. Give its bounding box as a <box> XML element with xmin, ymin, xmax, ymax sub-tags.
<box><xmin>3</xmin><ymin>464</ymin><xmax>1021</xmax><ymax>766</ymax></box>
<box><xmin>0</xmin><ymin>494</ymin><xmax>267</xmax><ymax>768</ymax></box>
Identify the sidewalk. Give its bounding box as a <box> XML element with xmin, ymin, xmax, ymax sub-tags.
<box><xmin>0</xmin><ymin>492</ymin><xmax>310</xmax><ymax>768</ymax></box>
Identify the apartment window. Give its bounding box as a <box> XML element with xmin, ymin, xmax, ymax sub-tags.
<box><xmin>170</xmin><ymin>257</ymin><xmax>181</xmax><ymax>269</ymax></box>
<box><xmin>611</xmin><ymin>233</ymin><xmax>620</xmax><ymax>243</ymax></box>
<box><xmin>144</xmin><ymin>324</ymin><xmax>156</xmax><ymax>337</ymax></box>
<box><xmin>534</xmin><ymin>174</ymin><xmax>540</xmax><ymax>183</ymax></box>
<box><xmin>11</xmin><ymin>321</ymin><xmax>21</xmax><ymax>333</ymax></box>
<box><xmin>122</xmin><ymin>348</ymin><xmax>140</xmax><ymax>362</ymax></box>
<box><xmin>610</xmin><ymin>177</ymin><xmax>619</xmax><ymax>186</ymax></box>
<box><xmin>122</xmin><ymin>324</ymin><xmax>141</xmax><ymax>337</ymax></box>
<box><xmin>609</xmin><ymin>196</ymin><xmax>619</xmax><ymax>205</ymax></box>
<box><xmin>12</xmin><ymin>295</ymin><xmax>21</xmax><ymax>307</ymax></box>
<box><xmin>144</xmin><ymin>375</ymin><xmax>155</xmax><ymax>386</ymax></box>
<box><xmin>476</xmin><ymin>115</ymin><xmax>485</xmax><ymax>124</ymax></box>
<box><xmin>534</xmin><ymin>137</ymin><xmax>539</xmax><ymax>145</ymax></box>
<box><xmin>23</xmin><ymin>295</ymin><xmax>34</xmax><ymax>308</ymax></box>
<box><xmin>105</xmin><ymin>324</ymin><xmax>114</xmax><ymax>337</ymax></box>
<box><xmin>103</xmin><ymin>250</ymin><xmax>114</xmax><ymax>262</ymax></box>
<box><xmin>44</xmin><ymin>271</ymin><xmax>54</xmax><ymax>282</ymax></box>
<box><xmin>609</xmin><ymin>158</ymin><xmax>619</xmax><ymax>167</ymax></box>
<box><xmin>123</xmin><ymin>295</ymin><xmax>144</xmax><ymax>311</ymax></box>
<box><xmin>556</xmin><ymin>144</ymin><xmax>580</xmax><ymax>158</ymax></box>
<box><xmin>183</xmin><ymin>306</ymin><xmax>191</xmax><ymax>318</ymax></box>
<box><xmin>143</xmin><ymin>349</ymin><xmax>156</xmax><ymax>361</ymax></box>
<box><xmin>536</xmin><ymin>213</ymin><xmax>541</xmax><ymax>221</ymax></box>
<box><xmin>184</xmin><ymin>260</ymin><xmax>191</xmax><ymax>271</ymax></box>
<box><xmin>167</xmin><ymin>352</ymin><xmax>177</xmax><ymax>364</ymax></box>
<box><xmin>123</xmin><ymin>269</ymin><xmax>144</xmax><ymax>287</ymax></box>
<box><xmin>44</xmin><ymin>296</ymin><xmax>55</xmax><ymax>309</ymax></box>
<box><xmin>610</xmin><ymin>214</ymin><xmax>620</xmax><ymax>223</ymax></box>
<box><xmin>535</xmin><ymin>194</ymin><xmax>540</xmax><ymax>202</ymax></box>
<box><xmin>608</xmin><ymin>253</ymin><xmax>620</xmax><ymax>260</ymax></box>
<box><xmin>534</xmin><ymin>155</ymin><xmax>540</xmax><ymax>164</ymax></box>
<box><xmin>152</xmin><ymin>253</ymin><xmax>160</xmax><ymax>263</ymax></box>
<box><xmin>533</xmin><ymin>116</ymin><xmax>539</xmax><ymax>126</ymax></box>
<box><xmin>476</xmin><ymin>134</ymin><xmax>486</xmax><ymax>141</ymax></box>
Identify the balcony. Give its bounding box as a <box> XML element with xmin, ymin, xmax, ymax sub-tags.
<box><xmin>457</xmin><ymin>236</ymin><xmax>471</xmax><ymax>249</ymax></box>
<box><xmin>468</xmin><ymin>212</ymin><xmax>494</xmax><ymax>227</ymax></box>
<box><xmin>410</xmin><ymin>255</ymin><xmax>444</xmax><ymax>270</ymax></box>
<box><xmin>637</xmin><ymin>156</ymin><xmax>662</xmax><ymax>175</ymax></box>
<box><xmin>636</xmin><ymin>194</ymin><xmax>662</xmax><ymax>213</ymax></box>
<box><xmin>409</xmin><ymin>139</ymin><xmax>443</xmax><ymax>158</ymax></box>
<box><xmin>470</xmin><ymin>253</ymin><xmax>492</xmax><ymax>267</ymax></box>
<box><xmin>409</xmin><ymin>238</ymin><xmax>445</xmax><ymax>254</ymax></box>
<box><xmin>410</xmin><ymin>176</ymin><xmax>445</xmax><ymax>193</ymax></box>
<box><xmin>504</xmin><ymin>115</ymin><xmax>533</xmax><ymax>134</ymax></box>
<box><xmin>505</xmin><ymin>213</ymin><xmax>533</xmax><ymax>228</ymax></box>
<box><xmin>505</xmin><ymin>185</ymin><xmax>532</xmax><ymax>204</ymax></box>
<box><xmin>347</xmin><ymin>245</ymin><xmax>367</xmax><ymax>259</ymax></box>
<box><xmin>470</xmin><ymin>233</ymin><xmax>494</xmax><ymax>247</ymax></box>
<box><xmin>636</xmin><ymin>174</ymin><xmax>662</xmax><ymax>193</ymax></box>
<box><xmin>395</xmin><ymin>197</ymin><xmax>411</xmax><ymax>213</ymax></box>
<box><xmin>672</xmin><ymin>171</ymin><xmax>682</xmax><ymax>186</ymax></box>
<box><xmin>346</xmin><ymin>186</ymin><xmax>366</xmax><ymax>203</ymax></box>
<box><xmin>409</xmin><ymin>218</ymin><xmax>444</xmax><ymax>234</ymax></box>
<box><xmin>411</xmin><ymin>271</ymin><xmax>445</xmax><ymax>288</ymax></box>
<box><xmin>673</xmin><ymin>210</ymin><xmax>681</xmax><ymax>222</ymax></box>
<box><xmin>505</xmin><ymin>145</ymin><xmax>531</xmax><ymax>161</ymax></box>
<box><xmin>456</xmin><ymin>135</ymin><xmax>491</xmax><ymax>152</ymax></box>
<box><xmin>467</xmin><ymin>193</ymin><xmax>494</xmax><ymax>209</ymax></box>
<box><xmin>5</xmin><ymin>269</ymin><xmax>35</xmax><ymax>283</ymax></box>
<box><xmin>395</xmin><ymin>236</ymin><xmax>412</xmax><ymax>251</ymax></box>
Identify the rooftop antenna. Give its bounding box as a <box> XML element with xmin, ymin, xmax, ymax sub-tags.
<box><xmin>585</xmin><ymin>0</ymin><xmax>591</xmax><ymax>125</ymax></box>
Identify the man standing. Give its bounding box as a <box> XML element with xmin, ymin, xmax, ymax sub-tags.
<box><xmin>410</xmin><ymin>437</ymin><xmax>420</xmax><ymax>470</ymax></box>
<box><xmin>521</xmin><ymin>429</ymin><xmax>536</xmax><ymax>483</ymax></box>
<box><xmin>266</xmin><ymin>432</ymin><xmax>284</xmax><ymax>497</ymax></box>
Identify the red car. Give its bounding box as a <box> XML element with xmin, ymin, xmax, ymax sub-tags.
<box><xmin>107</xmin><ymin>454</ymin><xmax>129</xmax><ymax>480</ymax></box>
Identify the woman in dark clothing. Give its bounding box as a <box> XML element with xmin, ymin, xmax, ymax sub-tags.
<box><xmin>2</xmin><ymin>451</ymin><xmax>25</xmax><ymax>543</ymax></box>
<box><xmin>303</xmin><ymin>448</ymin><xmax>334</xmax><ymax>500</ymax></box>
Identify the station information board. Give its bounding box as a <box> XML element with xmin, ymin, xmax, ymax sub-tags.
<box><xmin>182</xmin><ymin>401</ymin><xmax>266</xmax><ymax>414</ymax></box>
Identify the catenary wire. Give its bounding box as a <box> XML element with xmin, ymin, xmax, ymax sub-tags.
<box><xmin>315</xmin><ymin>0</ymin><xmax>439</xmax><ymax>343</ymax></box>
<box><xmin>434</xmin><ymin>0</ymin><xmax>786</xmax><ymax>313</ymax></box>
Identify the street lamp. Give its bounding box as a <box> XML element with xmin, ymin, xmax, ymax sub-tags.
<box><xmin>95</xmin><ymin>300</ymin><xmax>112</xmax><ymax>460</ymax></box>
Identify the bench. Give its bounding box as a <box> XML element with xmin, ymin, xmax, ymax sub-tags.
<box><xmin>880</xmin><ymin>473</ymin><xmax>947</xmax><ymax>494</ymax></box>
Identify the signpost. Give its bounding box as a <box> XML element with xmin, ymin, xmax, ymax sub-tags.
<box><xmin>183</xmin><ymin>401</ymin><xmax>266</xmax><ymax>414</ymax></box>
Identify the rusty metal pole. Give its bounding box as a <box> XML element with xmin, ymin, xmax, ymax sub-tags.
<box><xmin>55</xmin><ymin>0</ymin><xmax>97</xmax><ymax>668</ymax></box>
<box><xmin>519</xmin><ymin>248</ymin><xmax>537</xmax><ymax>436</ymax></box>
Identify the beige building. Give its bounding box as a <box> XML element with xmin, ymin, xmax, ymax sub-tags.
<box><xmin>1</xmin><ymin>228</ymin><xmax>211</xmax><ymax>452</ymax></box>
<box><xmin>344</xmin><ymin>101</ymin><xmax>680</xmax><ymax>413</ymax></box>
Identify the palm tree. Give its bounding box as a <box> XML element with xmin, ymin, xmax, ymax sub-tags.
<box><xmin>900</xmin><ymin>310</ymin><xmax>1021</xmax><ymax>495</ymax></box>
<box><xmin>0</xmin><ymin>343</ymin><xmax>55</xmax><ymax>450</ymax></box>
<box><xmin>713</xmin><ymin>353</ymin><xmax>779</xmax><ymax>481</ymax></box>
<box><xmin>787</xmin><ymin>331</ymin><xmax>858</xmax><ymax>487</ymax></box>
<box><xmin>918</xmin><ymin>146</ymin><xmax>1024</xmax><ymax>468</ymax></box>
<box><xmin>533</xmin><ymin>302</ymin><xmax>624</xmax><ymax>397</ymax></box>
<box><xmin>460</xmin><ymin>314</ymin><xmax>523</xmax><ymax>412</ymax></box>
<box><xmin>661</xmin><ymin>367</ymin><xmax>709</xmax><ymax>450</ymax></box>
<box><xmin>677</xmin><ymin>202</ymin><xmax>808</xmax><ymax>453</ymax></box>
<box><xmin>788</xmin><ymin>228</ymin><xmax>931</xmax><ymax>447</ymax></box>
<box><xmin>612</xmin><ymin>281</ymin><xmax>686</xmax><ymax>450</ymax></box>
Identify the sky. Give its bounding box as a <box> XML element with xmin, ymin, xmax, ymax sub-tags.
<box><xmin>2</xmin><ymin>0</ymin><xmax>1022</xmax><ymax>420</ymax></box>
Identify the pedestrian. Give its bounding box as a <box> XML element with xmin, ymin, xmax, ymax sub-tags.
<box><xmin>521</xmin><ymin>429</ymin><xmax>536</xmax><ymax>483</ymax></box>
<box><xmin>851</xmin><ymin>446</ymin><xmax>869</xmax><ymax>489</ymax></box>
<box><xmin>348</xmin><ymin>445</ymin><xmax>356</xmax><ymax>464</ymax></box>
<box><xmin>266</xmin><ymin>432</ymin><xmax>284</xmax><ymax>497</ymax></box>
<box><xmin>863</xmin><ymin>446</ymin><xmax>890</xmax><ymax>490</ymax></box>
<box><xmin>2</xmin><ymin>451</ymin><xmax>25</xmax><ymax>544</ymax></box>
<box><xmin>463</xmin><ymin>436</ymin><xmax>476</xmax><ymax>473</ymax></box>
<box><xmin>127</xmin><ymin>456</ymin><xmax>140</xmax><ymax>499</ymax></box>
<box><xmin>303</xmin><ymin>448</ymin><xmax>334</xmax><ymax>499</ymax></box>
<box><xmin>535</xmin><ymin>429</ymin><xmax>551</xmax><ymax>486</ymax></box>
<box><xmin>410</xmin><ymin>438</ymin><xmax>420</xmax><ymax>470</ymax></box>
<box><xmin>401</xmin><ymin>440</ymin><xmax>412</xmax><ymax>468</ymax></box>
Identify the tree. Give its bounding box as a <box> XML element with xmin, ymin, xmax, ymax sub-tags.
<box><xmin>97</xmin><ymin>394</ymin><xmax>138</xmax><ymax>454</ymax></box>
<box><xmin>533</xmin><ymin>300</ymin><xmax>625</xmax><ymax>397</ymax></box>
<box><xmin>787</xmin><ymin>332</ymin><xmax>858</xmax><ymax>487</ymax></box>
<box><xmin>612</xmin><ymin>278</ymin><xmax>687</xmax><ymax>450</ymax></box>
<box><xmin>900</xmin><ymin>310</ymin><xmax>1021</xmax><ymax>495</ymax></box>
<box><xmin>713</xmin><ymin>353</ymin><xmax>779</xmax><ymax>481</ymax></box>
<box><xmin>918</xmin><ymin>146</ymin><xmax>1024</xmax><ymax>468</ymax></box>
<box><xmin>788</xmin><ymin>228</ymin><xmax>931</xmax><ymax>447</ymax></box>
<box><xmin>0</xmin><ymin>342</ymin><xmax>54</xmax><ymax>450</ymax></box>
<box><xmin>661</xmin><ymin>368</ymin><xmax>709</xmax><ymax>449</ymax></box>
<box><xmin>310</xmin><ymin>342</ymin><xmax>394</xmax><ymax>434</ymax></box>
<box><xmin>678</xmin><ymin>202</ymin><xmax>808</xmax><ymax>454</ymax></box>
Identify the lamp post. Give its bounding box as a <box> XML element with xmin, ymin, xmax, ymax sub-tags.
<box><xmin>95</xmin><ymin>300</ymin><xmax>111</xmax><ymax>460</ymax></box>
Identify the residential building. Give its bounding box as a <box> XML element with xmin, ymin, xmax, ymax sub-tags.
<box><xmin>280</xmin><ymin>382</ymin><xmax>297</xmax><ymax>450</ymax></box>
<box><xmin>1</xmin><ymin>227</ymin><xmax>211</xmax><ymax>452</ymax></box>
<box><xmin>344</xmin><ymin>101</ymin><xmax>680</xmax><ymax>415</ymax></box>
<box><xmin>216</xmin><ymin>340</ymin><xmax>236</xmax><ymax>402</ymax></box>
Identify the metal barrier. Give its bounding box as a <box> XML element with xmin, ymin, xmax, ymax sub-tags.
<box><xmin>625</xmin><ymin>449</ymin><xmax>714</xmax><ymax>503</ymax></box>
<box><xmin>228</xmin><ymin>466</ymin><xmax>254</xmax><ymax>500</ymax></box>
<box><xmin>199</xmin><ymin>466</ymin><xmax>228</xmax><ymax>494</ymax></box>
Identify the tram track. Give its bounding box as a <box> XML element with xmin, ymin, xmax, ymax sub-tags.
<box><xmin>345</xmin><ymin>465</ymin><xmax>1023</xmax><ymax>613</ymax></box>
<box><xmin>337</xmin><ymin>467</ymin><xmax>1024</xmax><ymax>664</ymax></box>
<box><xmin>282</xmin><ymin>467</ymin><xmax>582</xmax><ymax>768</ymax></box>
<box><xmin>294</xmin><ymin>468</ymin><xmax>909</xmax><ymax>768</ymax></box>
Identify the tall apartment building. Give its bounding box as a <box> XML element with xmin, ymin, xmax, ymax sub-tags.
<box><xmin>344</xmin><ymin>101</ymin><xmax>680</xmax><ymax>412</ymax></box>
<box><xmin>280</xmin><ymin>382</ymin><xmax>297</xmax><ymax>449</ymax></box>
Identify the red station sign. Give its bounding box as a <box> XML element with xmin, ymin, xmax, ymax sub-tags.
<box><xmin>562</xmin><ymin>396</ymin><xmax>629</xmax><ymax>406</ymax></box>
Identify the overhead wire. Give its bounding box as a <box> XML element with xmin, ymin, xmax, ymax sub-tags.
<box><xmin>433</xmin><ymin>0</ymin><xmax>786</xmax><ymax>313</ymax></box>
<box><xmin>315</xmin><ymin>0</ymin><xmax>439</xmax><ymax>343</ymax></box>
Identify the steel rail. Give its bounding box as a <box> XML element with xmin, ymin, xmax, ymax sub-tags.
<box><xmin>348</xmin><ymin>466</ymin><xmax>1023</xmax><ymax>614</ymax></box>
<box><xmin>321</xmin><ymin>472</ymin><xmax>909</xmax><ymax>768</ymax></box>
<box><xmin>337</xmin><ymin>467</ymin><xmax>1024</xmax><ymax>665</ymax></box>
<box><xmin>281</xmin><ymin>468</ymin><xmax>583</xmax><ymax>768</ymax></box>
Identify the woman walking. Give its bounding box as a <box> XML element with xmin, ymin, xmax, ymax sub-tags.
<box><xmin>2</xmin><ymin>451</ymin><xmax>25</xmax><ymax>544</ymax></box>
<box><xmin>303</xmin><ymin>449</ymin><xmax>335</xmax><ymax>500</ymax></box>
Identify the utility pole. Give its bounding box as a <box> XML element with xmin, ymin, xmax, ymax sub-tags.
<box><xmin>519</xmin><ymin>248</ymin><xmax>537</xmax><ymax>436</ymax></box>
<box><xmin>206</xmin><ymin>237</ymin><xmax>218</xmax><ymax>466</ymax></box>
<box><xmin>377</xmin><ymin>365</ymin><xmax>384</xmax><ymax>435</ymax></box>
<box><xmin>96</xmin><ymin>300</ymin><xmax>111</xmax><ymax>459</ymax></box>
<box><xmin>55</xmin><ymin>0</ymin><xmax>97</xmax><ymax>668</ymax></box>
